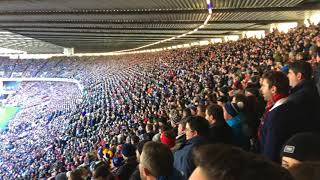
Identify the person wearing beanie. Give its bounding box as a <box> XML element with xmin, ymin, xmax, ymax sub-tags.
<box><xmin>223</xmin><ymin>101</ymin><xmax>250</xmax><ymax>150</ymax></box>
<box><xmin>115</xmin><ymin>144</ymin><xmax>138</xmax><ymax>180</ymax></box>
<box><xmin>281</xmin><ymin>132</ymin><xmax>320</xmax><ymax>169</ymax></box>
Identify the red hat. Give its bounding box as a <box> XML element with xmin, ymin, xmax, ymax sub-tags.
<box><xmin>160</xmin><ymin>132</ymin><xmax>175</xmax><ymax>148</ymax></box>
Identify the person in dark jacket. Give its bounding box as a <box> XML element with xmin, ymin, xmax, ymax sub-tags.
<box><xmin>280</xmin><ymin>132</ymin><xmax>320</xmax><ymax>169</ymax></box>
<box><xmin>171</xmin><ymin>119</ymin><xmax>187</xmax><ymax>153</ymax></box>
<box><xmin>143</xmin><ymin>124</ymin><xmax>155</xmax><ymax>141</ymax></box>
<box><xmin>129</xmin><ymin>140</ymin><xmax>148</xmax><ymax>180</ymax></box>
<box><xmin>287</xmin><ymin>61</ymin><xmax>320</xmax><ymax>130</ymax></box>
<box><xmin>260</xmin><ymin>71</ymin><xmax>301</xmax><ymax>162</ymax></box>
<box><xmin>115</xmin><ymin>144</ymin><xmax>138</xmax><ymax>180</ymax></box>
<box><xmin>173</xmin><ymin>116</ymin><xmax>209</xmax><ymax>180</ymax></box>
<box><xmin>139</xmin><ymin>141</ymin><xmax>183</xmax><ymax>180</ymax></box>
<box><xmin>205</xmin><ymin>104</ymin><xmax>233</xmax><ymax>145</ymax></box>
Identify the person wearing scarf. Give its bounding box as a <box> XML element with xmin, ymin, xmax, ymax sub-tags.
<box><xmin>260</xmin><ymin>71</ymin><xmax>300</xmax><ymax>163</ymax></box>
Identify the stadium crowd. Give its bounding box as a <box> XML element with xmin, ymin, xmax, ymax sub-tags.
<box><xmin>0</xmin><ymin>23</ymin><xmax>320</xmax><ymax>180</ymax></box>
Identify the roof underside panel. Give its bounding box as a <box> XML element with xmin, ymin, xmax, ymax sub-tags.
<box><xmin>0</xmin><ymin>0</ymin><xmax>208</xmax><ymax>11</ymax></box>
<box><xmin>211</xmin><ymin>0</ymin><xmax>304</xmax><ymax>8</ymax></box>
<box><xmin>0</xmin><ymin>0</ymin><xmax>318</xmax><ymax>53</ymax></box>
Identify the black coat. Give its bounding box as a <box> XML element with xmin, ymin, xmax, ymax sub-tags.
<box><xmin>116</xmin><ymin>157</ymin><xmax>138</xmax><ymax>180</ymax></box>
<box><xmin>208</xmin><ymin>121</ymin><xmax>233</xmax><ymax>145</ymax></box>
<box><xmin>288</xmin><ymin>80</ymin><xmax>320</xmax><ymax>131</ymax></box>
<box><xmin>171</xmin><ymin>134</ymin><xmax>186</xmax><ymax>153</ymax></box>
<box><xmin>260</xmin><ymin>97</ymin><xmax>316</xmax><ymax>163</ymax></box>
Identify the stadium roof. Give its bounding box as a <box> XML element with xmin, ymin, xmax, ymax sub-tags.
<box><xmin>0</xmin><ymin>0</ymin><xmax>319</xmax><ymax>54</ymax></box>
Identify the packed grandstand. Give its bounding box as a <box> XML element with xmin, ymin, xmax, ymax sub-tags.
<box><xmin>0</xmin><ymin>23</ymin><xmax>320</xmax><ymax>180</ymax></box>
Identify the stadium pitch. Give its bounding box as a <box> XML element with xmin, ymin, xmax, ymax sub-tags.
<box><xmin>0</xmin><ymin>106</ymin><xmax>19</xmax><ymax>131</ymax></box>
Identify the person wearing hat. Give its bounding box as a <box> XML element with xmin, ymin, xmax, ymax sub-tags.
<box><xmin>223</xmin><ymin>101</ymin><xmax>250</xmax><ymax>150</ymax></box>
<box><xmin>160</xmin><ymin>131</ymin><xmax>176</xmax><ymax>149</ymax></box>
<box><xmin>281</xmin><ymin>132</ymin><xmax>320</xmax><ymax>169</ymax></box>
<box><xmin>115</xmin><ymin>144</ymin><xmax>138</xmax><ymax>180</ymax></box>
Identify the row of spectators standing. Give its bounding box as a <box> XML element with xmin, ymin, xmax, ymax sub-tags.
<box><xmin>0</xmin><ymin>23</ymin><xmax>320</xmax><ymax>180</ymax></box>
<box><xmin>52</xmin><ymin>24</ymin><xmax>320</xmax><ymax>180</ymax></box>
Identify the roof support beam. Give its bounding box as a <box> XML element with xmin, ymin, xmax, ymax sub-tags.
<box><xmin>0</xmin><ymin>19</ymin><xmax>303</xmax><ymax>25</ymax></box>
<box><xmin>0</xmin><ymin>3</ymin><xmax>318</xmax><ymax>15</ymax></box>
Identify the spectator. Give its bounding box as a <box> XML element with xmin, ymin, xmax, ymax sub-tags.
<box><xmin>281</xmin><ymin>132</ymin><xmax>320</xmax><ymax>169</ymax></box>
<box><xmin>173</xmin><ymin>116</ymin><xmax>209</xmax><ymax>179</ymax></box>
<box><xmin>143</xmin><ymin>124</ymin><xmax>155</xmax><ymax>141</ymax></box>
<box><xmin>171</xmin><ymin>119</ymin><xmax>187</xmax><ymax>153</ymax></box>
<box><xmin>115</xmin><ymin>144</ymin><xmax>138</xmax><ymax>180</ymax></box>
<box><xmin>129</xmin><ymin>140</ymin><xmax>148</xmax><ymax>180</ymax></box>
<box><xmin>205</xmin><ymin>104</ymin><xmax>233</xmax><ymax>144</ymax></box>
<box><xmin>92</xmin><ymin>165</ymin><xmax>116</xmax><ymax>180</ymax></box>
<box><xmin>181</xmin><ymin>108</ymin><xmax>191</xmax><ymax>119</ymax></box>
<box><xmin>68</xmin><ymin>169</ymin><xmax>84</xmax><ymax>180</ymax></box>
<box><xmin>223</xmin><ymin>102</ymin><xmax>250</xmax><ymax>150</ymax></box>
<box><xmin>287</xmin><ymin>61</ymin><xmax>320</xmax><ymax>130</ymax></box>
<box><xmin>139</xmin><ymin>141</ymin><xmax>183</xmax><ymax>180</ymax></box>
<box><xmin>160</xmin><ymin>131</ymin><xmax>176</xmax><ymax>148</ymax></box>
<box><xmin>196</xmin><ymin>105</ymin><xmax>206</xmax><ymax>118</ymax></box>
<box><xmin>288</xmin><ymin>162</ymin><xmax>320</xmax><ymax>180</ymax></box>
<box><xmin>260</xmin><ymin>71</ymin><xmax>300</xmax><ymax>162</ymax></box>
<box><xmin>189</xmin><ymin>144</ymin><xmax>293</xmax><ymax>180</ymax></box>
<box><xmin>1</xmin><ymin>23</ymin><xmax>320</xmax><ymax>179</ymax></box>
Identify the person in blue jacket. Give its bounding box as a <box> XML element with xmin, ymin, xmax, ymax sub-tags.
<box><xmin>223</xmin><ymin>101</ymin><xmax>250</xmax><ymax>150</ymax></box>
<box><xmin>173</xmin><ymin>116</ymin><xmax>209</xmax><ymax>180</ymax></box>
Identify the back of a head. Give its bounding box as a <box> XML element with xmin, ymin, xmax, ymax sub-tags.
<box><xmin>206</xmin><ymin>104</ymin><xmax>225</xmax><ymax>123</ymax></box>
<box><xmin>186</xmin><ymin>116</ymin><xmax>210</xmax><ymax>137</ymax></box>
<box><xmin>288</xmin><ymin>162</ymin><xmax>320</xmax><ymax>180</ymax></box>
<box><xmin>55</xmin><ymin>172</ymin><xmax>67</xmax><ymax>180</ymax></box>
<box><xmin>69</xmin><ymin>169</ymin><xmax>84</xmax><ymax>180</ymax></box>
<box><xmin>197</xmin><ymin>105</ymin><xmax>206</xmax><ymax>114</ymax></box>
<box><xmin>93</xmin><ymin>165</ymin><xmax>114</xmax><ymax>180</ymax></box>
<box><xmin>192</xmin><ymin>144</ymin><xmax>293</xmax><ymax>180</ymax></box>
<box><xmin>140</xmin><ymin>141</ymin><xmax>174</xmax><ymax>177</ymax></box>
